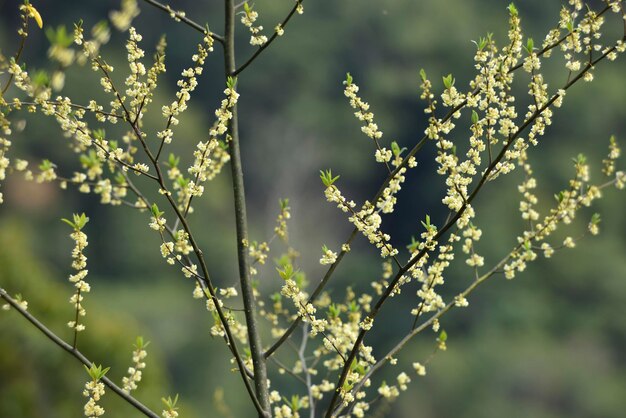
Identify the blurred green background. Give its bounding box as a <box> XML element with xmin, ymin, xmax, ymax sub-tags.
<box><xmin>1</xmin><ymin>0</ymin><xmax>625</xmax><ymax>417</ymax></box>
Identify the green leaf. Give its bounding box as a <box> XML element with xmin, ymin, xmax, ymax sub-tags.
<box><xmin>168</xmin><ymin>153</ymin><xmax>180</xmax><ymax>168</ymax></box>
<box><xmin>508</xmin><ymin>3</ymin><xmax>518</xmax><ymax>17</ymax></box>
<box><xmin>320</xmin><ymin>169</ymin><xmax>340</xmax><ymax>187</ymax></box>
<box><xmin>406</xmin><ymin>236</ymin><xmax>419</xmax><ymax>252</ymax></box>
<box><xmin>421</xmin><ymin>214</ymin><xmax>435</xmax><ymax>232</ymax></box>
<box><xmin>344</xmin><ymin>72</ymin><xmax>353</xmax><ymax>86</ymax></box>
<box><xmin>92</xmin><ymin>128</ymin><xmax>106</xmax><ymax>141</ymax></box>
<box><xmin>471</xmin><ymin>110</ymin><xmax>479</xmax><ymax>124</ymax></box>
<box><xmin>390</xmin><ymin>141</ymin><xmax>406</xmax><ymax>157</ymax></box>
<box><xmin>134</xmin><ymin>336</ymin><xmax>150</xmax><ymax>349</ymax></box>
<box><xmin>84</xmin><ymin>363</ymin><xmax>110</xmax><ymax>381</ymax></box>
<box><xmin>38</xmin><ymin>159</ymin><xmax>54</xmax><ymax>171</ymax></box>
<box><xmin>525</xmin><ymin>38</ymin><xmax>534</xmax><ymax>54</ymax></box>
<box><xmin>419</xmin><ymin>68</ymin><xmax>427</xmax><ymax>82</ymax></box>
<box><xmin>328</xmin><ymin>303</ymin><xmax>340</xmax><ymax>318</ymax></box>
<box><xmin>591</xmin><ymin>213</ymin><xmax>601</xmax><ymax>225</ymax></box>
<box><xmin>276</xmin><ymin>263</ymin><xmax>295</xmax><ymax>281</ymax></box>
<box><xmin>442</xmin><ymin>74</ymin><xmax>454</xmax><ymax>89</ymax></box>
<box><xmin>62</xmin><ymin>213</ymin><xmax>89</xmax><ymax>230</ymax></box>
<box><xmin>73</xmin><ymin>213</ymin><xmax>89</xmax><ymax>229</ymax></box>
<box><xmin>32</xmin><ymin>70</ymin><xmax>49</xmax><ymax>88</ymax></box>
<box><xmin>60</xmin><ymin>218</ymin><xmax>75</xmax><ymax>229</ymax></box>
<box><xmin>572</xmin><ymin>153</ymin><xmax>587</xmax><ymax>165</ymax></box>
<box><xmin>438</xmin><ymin>330</ymin><xmax>448</xmax><ymax>342</ymax></box>
<box><xmin>151</xmin><ymin>203</ymin><xmax>164</xmax><ymax>218</ymax></box>
<box><xmin>161</xmin><ymin>394</ymin><xmax>179</xmax><ymax>410</ymax></box>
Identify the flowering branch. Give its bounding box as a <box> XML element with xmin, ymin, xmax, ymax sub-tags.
<box><xmin>233</xmin><ymin>0</ymin><xmax>305</xmax><ymax>76</ymax></box>
<box><xmin>326</xmin><ymin>33</ymin><xmax>625</xmax><ymax>417</ymax></box>
<box><xmin>264</xmin><ymin>1</ymin><xmax>625</xmax><ymax>362</ymax></box>
<box><xmin>0</xmin><ymin>288</ymin><xmax>159</xmax><ymax>418</ymax></box>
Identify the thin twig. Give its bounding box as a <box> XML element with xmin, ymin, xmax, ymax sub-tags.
<box><xmin>1</xmin><ymin>20</ymin><xmax>28</xmax><ymax>96</ymax></box>
<box><xmin>139</xmin><ymin>0</ymin><xmax>225</xmax><ymax>44</ymax></box>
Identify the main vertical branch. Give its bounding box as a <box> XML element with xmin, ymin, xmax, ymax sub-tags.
<box><xmin>224</xmin><ymin>1</ymin><xmax>270</xmax><ymax>416</ymax></box>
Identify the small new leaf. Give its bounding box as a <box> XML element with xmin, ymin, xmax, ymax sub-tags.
<box><xmin>471</xmin><ymin>110</ymin><xmax>479</xmax><ymax>124</ymax></box>
<box><xmin>525</xmin><ymin>38</ymin><xmax>534</xmax><ymax>54</ymax></box>
<box><xmin>61</xmin><ymin>213</ymin><xmax>89</xmax><ymax>230</ymax></box>
<box><xmin>320</xmin><ymin>169</ymin><xmax>340</xmax><ymax>187</ymax></box>
<box><xmin>406</xmin><ymin>236</ymin><xmax>419</xmax><ymax>252</ymax></box>
<box><xmin>419</xmin><ymin>68</ymin><xmax>427</xmax><ymax>82</ymax></box>
<box><xmin>84</xmin><ymin>363</ymin><xmax>110</xmax><ymax>381</ymax></box>
<box><xmin>134</xmin><ymin>336</ymin><xmax>150</xmax><ymax>349</ymax></box>
<box><xmin>344</xmin><ymin>72</ymin><xmax>353</xmax><ymax>86</ymax></box>
<box><xmin>442</xmin><ymin>74</ymin><xmax>454</xmax><ymax>89</ymax></box>
<box><xmin>161</xmin><ymin>394</ymin><xmax>179</xmax><ymax>410</ymax></box>
<box><xmin>151</xmin><ymin>203</ymin><xmax>164</xmax><ymax>218</ymax></box>
<box><xmin>38</xmin><ymin>159</ymin><xmax>54</xmax><ymax>171</ymax></box>
<box><xmin>591</xmin><ymin>213</ymin><xmax>601</xmax><ymax>225</ymax></box>
<box><xmin>276</xmin><ymin>263</ymin><xmax>295</xmax><ymax>281</ymax></box>
<box><xmin>168</xmin><ymin>153</ymin><xmax>180</xmax><ymax>168</ymax></box>
<box><xmin>391</xmin><ymin>141</ymin><xmax>406</xmax><ymax>157</ymax></box>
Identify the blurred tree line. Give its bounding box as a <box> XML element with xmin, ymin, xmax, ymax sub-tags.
<box><xmin>0</xmin><ymin>0</ymin><xmax>624</xmax><ymax>417</ymax></box>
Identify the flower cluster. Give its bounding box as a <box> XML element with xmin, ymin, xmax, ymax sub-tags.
<box><xmin>248</xmin><ymin>240</ymin><xmax>269</xmax><ymax>276</ymax></box>
<box><xmin>63</xmin><ymin>213</ymin><xmax>90</xmax><ymax>334</ymax></box>
<box><xmin>83</xmin><ymin>364</ymin><xmax>108</xmax><ymax>418</ymax></box>
<box><xmin>322</xmin><ymin>177</ymin><xmax>398</xmax><ymax>259</ymax></box>
<box><xmin>241</xmin><ymin>3</ymin><xmax>267</xmax><ymax>46</ymax></box>
<box><xmin>184</xmin><ymin>79</ymin><xmax>238</xmax><ymax>211</ymax></box>
<box><xmin>274</xmin><ymin>198</ymin><xmax>291</xmax><ymax>241</ymax></box>
<box><xmin>161</xmin><ymin>395</ymin><xmax>179</xmax><ymax>418</ymax></box>
<box><xmin>122</xmin><ymin>337</ymin><xmax>149</xmax><ymax>393</ymax></box>
<box><xmin>343</xmin><ymin>74</ymin><xmax>387</xmax><ymax>163</ymax></box>
<box><xmin>161</xmin><ymin>32</ymin><xmax>214</xmax><ymax>131</ymax></box>
<box><xmin>319</xmin><ymin>245</ymin><xmax>337</xmax><ymax>265</ymax></box>
<box><xmin>109</xmin><ymin>0</ymin><xmax>140</xmax><ymax>32</ymax></box>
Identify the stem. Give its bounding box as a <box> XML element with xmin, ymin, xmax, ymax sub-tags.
<box><xmin>0</xmin><ymin>288</ymin><xmax>159</xmax><ymax>418</ymax></box>
<box><xmin>225</xmin><ymin>0</ymin><xmax>270</xmax><ymax>416</ymax></box>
